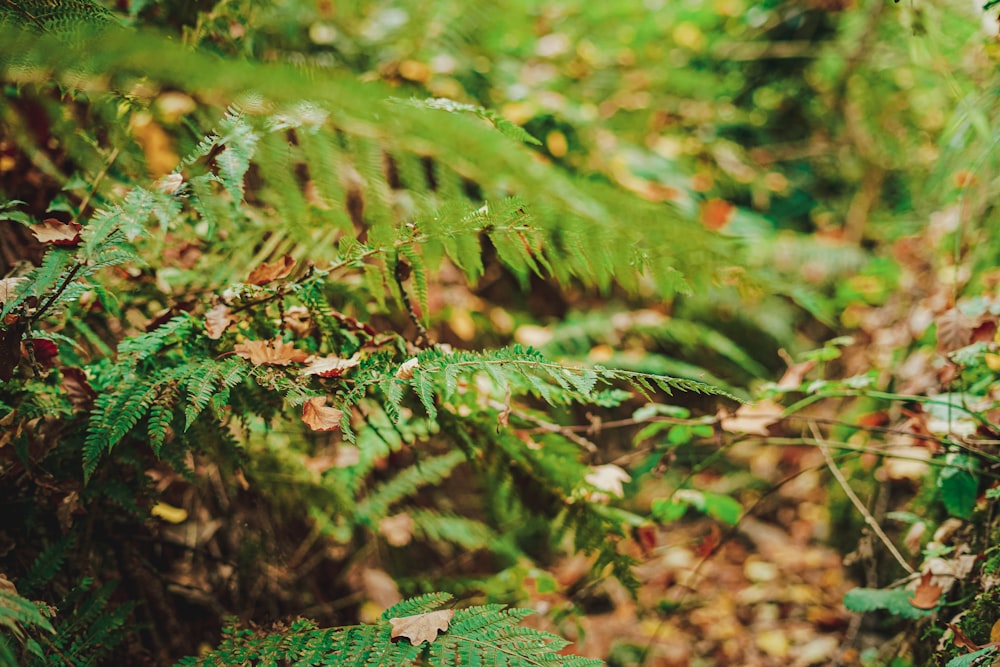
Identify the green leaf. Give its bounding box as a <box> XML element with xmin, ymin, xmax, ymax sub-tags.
<box><xmin>842</xmin><ymin>588</ymin><xmax>931</xmax><ymax>620</ymax></box>
<box><xmin>946</xmin><ymin>646</ymin><xmax>999</xmax><ymax>667</ymax></box>
<box><xmin>651</xmin><ymin>498</ymin><xmax>688</xmax><ymax>524</ymax></box>
<box><xmin>701</xmin><ymin>492</ymin><xmax>742</xmax><ymax>526</ymax></box>
<box><xmin>938</xmin><ymin>453</ymin><xmax>979</xmax><ymax>520</ymax></box>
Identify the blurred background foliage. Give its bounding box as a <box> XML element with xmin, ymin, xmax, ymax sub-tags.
<box><xmin>5</xmin><ymin>0</ymin><xmax>1000</xmax><ymax>664</ymax></box>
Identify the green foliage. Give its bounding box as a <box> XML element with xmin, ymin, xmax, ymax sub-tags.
<box><xmin>183</xmin><ymin>594</ymin><xmax>601</xmax><ymax>667</ymax></box>
<box><xmin>842</xmin><ymin>588</ymin><xmax>933</xmax><ymax>621</ymax></box>
<box><xmin>0</xmin><ymin>1</ymin><xmax>746</xmax><ymax>664</ymax></box>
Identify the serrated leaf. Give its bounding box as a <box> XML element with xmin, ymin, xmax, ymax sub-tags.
<box><xmin>843</xmin><ymin>587</ymin><xmax>932</xmax><ymax>619</ymax></box>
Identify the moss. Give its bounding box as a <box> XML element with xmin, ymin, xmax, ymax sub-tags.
<box><xmin>959</xmin><ymin>590</ymin><xmax>1000</xmax><ymax>645</ymax></box>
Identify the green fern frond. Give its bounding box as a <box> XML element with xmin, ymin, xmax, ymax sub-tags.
<box><xmin>0</xmin><ymin>0</ymin><xmax>116</xmax><ymax>34</ymax></box>
<box><xmin>116</xmin><ymin>314</ymin><xmax>194</xmax><ymax>361</ymax></box>
<box><xmin>214</xmin><ymin>107</ymin><xmax>259</xmax><ymax>204</ymax></box>
<box><xmin>3</xmin><ymin>248</ymin><xmax>73</xmax><ymax>319</ymax></box>
<box><xmin>356</xmin><ymin>450</ymin><xmax>465</xmax><ymax>524</ymax></box>
<box><xmin>182</xmin><ymin>595</ymin><xmax>596</xmax><ymax>667</ymax></box>
<box><xmin>0</xmin><ymin>589</ymin><xmax>55</xmax><ymax>641</ymax></box>
<box><xmin>409</xmin><ymin>509</ymin><xmax>501</xmax><ymax>552</ymax></box>
<box><xmin>382</xmin><ymin>592</ymin><xmax>454</xmax><ymax>620</ymax></box>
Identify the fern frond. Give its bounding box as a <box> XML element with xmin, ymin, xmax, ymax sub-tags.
<box><xmin>214</xmin><ymin>107</ymin><xmax>259</xmax><ymax>203</ymax></box>
<box><xmin>382</xmin><ymin>592</ymin><xmax>454</xmax><ymax>620</ymax></box>
<box><xmin>357</xmin><ymin>450</ymin><xmax>465</xmax><ymax>524</ymax></box>
<box><xmin>183</xmin><ymin>595</ymin><xmax>595</xmax><ymax>667</ymax></box>
<box><xmin>3</xmin><ymin>248</ymin><xmax>74</xmax><ymax>318</ymax></box>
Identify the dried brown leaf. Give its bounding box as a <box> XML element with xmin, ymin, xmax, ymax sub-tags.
<box><xmin>233</xmin><ymin>339</ymin><xmax>310</xmax><ymax>366</ymax></box>
<box><xmin>947</xmin><ymin>622</ymin><xmax>979</xmax><ymax>651</ymax></box>
<box><xmin>29</xmin><ymin>218</ymin><xmax>81</xmax><ymax>246</ymax></box>
<box><xmin>585</xmin><ymin>464</ymin><xmax>631</xmax><ymax>498</ymax></box>
<box><xmin>389</xmin><ymin>609</ymin><xmax>455</xmax><ymax>646</ymax></box>
<box><xmin>936</xmin><ymin>308</ymin><xmax>973</xmax><ymax>354</ymax></box>
<box><xmin>301</xmin><ymin>396</ymin><xmax>343</xmax><ymax>432</ymax></box>
<box><xmin>61</xmin><ymin>367</ymin><xmax>97</xmax><ymax>412</ymax></box>
<box><xmin>0</xmin><ymin>277</ymin><xmax>25</xmax><ymax>304</ymax></box>
<box><xmin>204</xmin><ymin>303</ymin><xmax>234</xmax><ymax>340</ymax></box>
<box><xmin>395</xmin><ymin>357</ymin><xmax>420</xmax><ymax>380</ymax></box>
<box><xmin>301</xmin><ymin>354</ymin><xmax>360</xmax><ymax>378</ymax></box>
<box><xmin>719</xmin><ymin>400</ymin><xmax>783</xmax><ymax>436</ymax></box>
<box><xmin>247</xmin><ymin>254</ymin><xmax>295</xmax><ymax>285</ymax></box>
<box><xmin>909</xmin><ymin>571</ymin><xmax>943</xmax><ymax>610</ymax></box>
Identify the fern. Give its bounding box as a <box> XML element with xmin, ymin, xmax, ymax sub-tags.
<box><xmin>356</xmin><ymin>450</ymin><xmax>466</xmax><ymax>525</ymax></box>
<box><xmin>181</xmin><ymin>594</ymin><xmax>599</xmax><ymax>667</ymax></box>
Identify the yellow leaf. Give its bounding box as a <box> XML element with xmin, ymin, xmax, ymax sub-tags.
<box><xmin>151</xmin><ymin>502</ymin><xmax>188</xmax><ymax>524</ymax></box>
<box><xmin>389</xmin><ymin>609</ymin><xmax>455</xmax><ymax>645</ymax></box>
<box><xmin>990</xmin><ymin>618</ymin><xmax>1000</xmax><ymax>643</ymax></box>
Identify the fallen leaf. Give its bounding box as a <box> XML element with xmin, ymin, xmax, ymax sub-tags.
<box><xmin>61</xmin><ymin>367</ymin><xmax>97</xmax><ymax>412</ymax></box>
<box><xmin>718</xmin><ymin>400</ymin><xmax>784</xmax><ymax>436</ymax></box>
<box><xmin>360</xmin><ymin>568</ymin><xmax>402</xmax><ymax>610</ymax></box>
<box><xmin>395</xmin><ymin>357</ymin><xmax>420</xmax><ymax>380</ymax></box>
<box><xmin>156</xmin><ymin>172</ymin><xmax>184</xmax><ymax>194</ymax></box>
<box><xmin>301</xmin><ymin>354</ymin><xmax>360</xmax><ymax>378</ymax></box>
<box><xmin>909</xmin><ymin>571</ymin><xmax>943</xmax><ymax>610</ymax></box>
<box><xmin>947</xmin><ymin>622</ymin><xmax>979</xmax><ymax>651</ymax></box>
<box><xmin>204</xmin><ymin>303</ymin><xmax>234</xmax><ymax>340</ymax></box>
<box><xmin>936</xmin><ymin>308</ymin><xmax>973</xmax><ymax>353</ymax></box>
<box><xmin>379</xmin><ymin>513</ymin><xmax>414</xmax><ymax>547</ymax></box>
<box><xmin>389</xmin><ymin>609</ymin><xmax>455</xmax><ymax>645</ymax></box>
<box><xmin>151</xmin><ymin>502</ymin><xmax>188</xmax><ymax>524</ymax></box>
<box><xmin>775</xmin><ymin>358</ymin><xmax>816</xmax><ymax>390</ymax></box>
<box><xmin>247</xmin><ymin>254</ymin><xmax>295</xmax><ymax>285</ymax></box>
<box><xmin>991</xmin><ymin>618</ymin><xmax>1000</xmax><ymax>643</ymax></box>
<box><xmin>301</xmin><ymin>396</ymin><xmax>343</xmax><ymax>431</ymax></box>
<box><xmin>233</xmin><ymin>338</ymin><xmax>310</xmax><ymax>366</ymax></box>
<box><xmin>27</xmin><ymin>338</ymin><xmax>58</xmax><ymax>367</ymax></box>
<box><xmin>0</xmin><ymin>277</ymin><xmax>25</xmax><ymax>304</ymax></box>
<box><xmin>283</xmin><ymin>306</ymin><xmax>312</xmax><ymax>337</ymax></box>
<box><xmin>29</xmin><ymin>218</ymin><xmax>82</xmax><ymax>246</ymax></box>
<box><xmin>585</xmin><ymin>464</ymin><xmax>631</xmax><ymax>498</ymax></box>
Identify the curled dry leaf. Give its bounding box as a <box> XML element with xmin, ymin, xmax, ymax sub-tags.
<box><xmin>301</xmin><ymin>396</ymin><xmax>343</xmax><ymax>431</ymax></box>
<box><xmin>301</xmin><ymin>354</ymin><xmax>360</xmax><ymax>378</ymax></box>
<box><xmin>247</xmin><ymin>254</ymin><xmax>295</xmax><ymax>286</ymax></box>
<box><xmin>395</xmin><ymin>357</ymin><xmax>420</xmax><ymax>380</ymax></box>
<box><xmin>29</xmin><ymin>218</ymin><xmax>82</xmax><ymax>246</ymax></box>
<box><xmin>909</xmin><ymin>571</ymin><xmax>943</xmax><ymax>610</ymax></box>
<box><xmin>204</xmin><ymin>303</ymin><xmax>234</xmax><ymax>340</ymax></box>
<box><xmin>233</xmin><ymin>338</ymin><xmax>310</xmax><ymax>366</ymax></box>
<box><xmin>389</xmin><ymin>609</ymin><xmax>455</xmax><ymax>646</ymax></box>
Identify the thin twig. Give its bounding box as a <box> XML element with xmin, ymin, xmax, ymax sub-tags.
<box><xmin>808</xmin><ymin>421</ymin><xmax>914</xmax><ymax>574</ymax></box>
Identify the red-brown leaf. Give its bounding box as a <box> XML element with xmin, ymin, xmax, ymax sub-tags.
<box><xmin>910</xmin><ymin>571</ymin><xmax>943</xmax><ymax>610</ymax></box>
<box><xmin>247</xmin><ymin>254</ymin><xmax>295</xmax><ymax>285</ymax></box>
